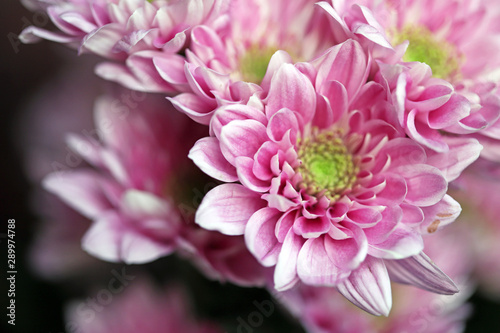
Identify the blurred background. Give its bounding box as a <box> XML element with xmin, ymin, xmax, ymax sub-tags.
<box><xmin>1</xmin><ymin>0</ymin><xmax>500</xmax><ymax>332</ymax></box>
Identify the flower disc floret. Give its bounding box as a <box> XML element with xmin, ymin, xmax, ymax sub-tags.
<box><xmin>393</xmin><ymin>26</ymin><xmax>461</xmax><ymax>79</ymax></box>
<box><xmin>297</xmin><ymin>131</ymin><xmax>358</xmax><ymax>201</ymax></box>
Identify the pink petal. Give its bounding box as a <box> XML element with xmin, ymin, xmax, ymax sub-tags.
<box><xmin>293</xmin><ymin>216</ymin><xmax>331</xmax><ymax>238</ymax></box>
<box><xmin>316</xmin><ymin>40</ymin><xmax>369</xmax><ymax>102</ymax></box>
<box><xmin>368</xmin><ymin>224</ymin><xmax>424</xmax><ymax>260</ymax></box>
<box><xmin>385</xmin><ymin>252</ymin><xmax>459</xmax><ymax>295</ymax></box>
<box><xmin>428</xmin><ymin>94</ymin><xmax>471</xmax><ymax>129</ymax></box>
<box><xmin>363</xmin><ymin>205</ymin><xmax>402</xmax><ymax>244</ymax></box>
<box><xmin>406</xmin><ymin>109</ymin><xmax>449</xmax><ymax>152</ymax></box>
<box><xmin>337</xmin><ymin>256</ymin><xmax>392</xmax><ymax>316</ymax></box>
<box><xmin>375</xmin><ymin>173</ymin><xmax>407</xmax><ymax>206</ymax></box>
<box><xmin>43</xmin><ymin>170</ymin><xmax>111</xmax><ymax>219</ymax></box>
<box><xmin>267</xmin><ymin>108</ymin><xmax>300</xmax><ymax>143</ymax></box>
<box><xmin>245</xmin><ymin>208</ymin><xmax>282</xmax><ymax>266</ymax></box>
<box><xmin>426</xmin><ymin>137</ymin><xmax>482</xmax><ymax>182</ymax></box>
<box><xmin>118</xmin><ymin>229</ymin><xmax>175</xmax><ymax>264</ymax></box>
<box><xmin>189</xmin><ymin>137</ymin><xmax>238</xmax><ymax>182</ymax></box>
<box><xmin>81</xmin><ymin>24</ymin><xmax>123</xmax><ymax>59</ymax></box>
<box><xmin>420</xmin><ymin>194</ymin><xmax>461</xmax><ymax>234</ymax></box>
<box><xmin>19</xmin><ymin>26</ymin><xmax>80</xmax><ymax>44</ymax></box>
<box><xmin>153</xmin><ymin>54</ymin><xmax>189</xmax><ymax>86</ymax></box>
<box><xmin>400</xmin><ymin>204</ymin><xmax>424</xmax><ymax>226</ymax></box>
<box><xmin>210</xmin><ymin>104</ymin><xmax>267</xmax><ymax>139</ymax></box>
<box><xmin>274</xmin><ymin>228</ymin><xmax>304</xmax><ymax>291</ymax></box>
<box><xmin>235</xmin><ymin>156</ymin><xmax>271</xmax><ymax>192</ymax></box>
<box><xmin>120</xmin><ymin>190</ymin><xmax>172</xmax><ymax>219</ymax></box>
<box><xmin>399</xmin><ymin>164</ymin><xmax>447</xmax><ymax>207</ymax></box>
<box><xmin>195</xmin><ymin>184</ymin><xmax>265</xmax><ymax>235</ymax></box>
<box><xmin>266</xmin><ymin>63</ymin><xmax>316</xmax><ymax>124</ymax></box>
<box><xmin>220</xmin><ymin>119</ymin><xmax>267</xmax><ymax>165</ymax></box>
<box><xmin>347</xmin><ymin>208</ymin><xmax>382</xmax><ymax>227</ymax></box>
<box><xmin>168</xmin><ymin>93</ymin><xmax>217</xmax><ymax>125</ymax></box>
<box><xmin>81</xmin><ymin>211</ymin><xmax>122</xmax><ymax>262</ymax></box>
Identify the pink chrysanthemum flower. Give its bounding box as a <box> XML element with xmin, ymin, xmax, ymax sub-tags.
<box><xmin>276</xmin><ymin>223</ymin><xmax>474</xmax><ymax>332</ymax></box>
<box><xmin>165</xmin><ymin>0</ymin><xmax>336</xmax><ymax>124</ymax></box>
<box><xmin>191</xmin><ymin>40</ymin><xmax>479</xmax><ymax>315</ymax></box>
<box><xmin>19</xmin><ymin>0</ymin><xmax>229</xmax><ymax>92</ymax></box>
<box><xmin>453</xmin><ymin>160</ymin><xmax>500</xmax><ymax>298</ymax></box>
<box><xmin>319</xmin><ymin>0</ymin><xmax>500</xmax><ymax>157</ymax></box>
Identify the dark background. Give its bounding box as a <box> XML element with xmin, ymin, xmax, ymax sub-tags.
<box><xmin>1</xmin><ymin>0</ymin><xmax>500</xmax><ymax>332</ymax></box>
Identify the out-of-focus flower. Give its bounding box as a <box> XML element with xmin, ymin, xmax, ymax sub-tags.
<box><xmin>39</xmin><ymin>85</ymin><xmax>267</xmax><ymax>286</ymax></box>
<box><xmin>319</xmin><ymin>0</ymin><xmax>500</xmax><ymax>158</ymax></box>
<box><xmin>452</xmin><ymin>160</ymin><xmax>500</xmax><ymax>299</ymax></box>
<box><xmin>19</xmin><ymin>0</ymin><xmax>230</xmax><ymax>93</ymax></box>
<box><xmin>276</xmin><ymin>223</ymin><xmax>474</xmax><ymax>333</ymax></box>
<box><xmin>43</xmin><ymin>91</ymin><xmax>193</xmax><ymax>264</ymax></box>
<box><xmin>66</xmin><ymin>278</ymin><xmax>224</xmax><ymax>333</ymax></box>
<box><xmin>191</xmin><ymin>40</ymin><xmax>479</xmax><ymax>315</ymax></box>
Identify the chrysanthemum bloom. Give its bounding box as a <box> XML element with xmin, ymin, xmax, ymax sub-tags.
<box><xmin>165</xmin><ymin>0</ymin><xmax>337</xmax><ymax>124</ymax></box>
<box><xmin>19</xmin><ymin>0</ymin><xmax>230</xmax><ymax>93</ymax></box>
<box><xmin>452</xmin><ymin>160</ymin><xmax>500</xmax><ymax>298</ymax></box>
<box><xmin>41</xmin><ymin>87</ymin><xmax>267</xmax><ymax>286</ymax></box>
<box><xmin>66</xmin><ymin>278</ymin><xmax>224</xmax><ymax>333</ymax></box>
<box><xmin>192</xmin><ymin>40</ymin><xmax>480</xmax><ymax>315</ymax></box>
<box><xmin>275</xmin><ymin>223</ymin><xmax>474</xmax><ymax>333</ymax></box>
<box><xmin>43</xmin><ymin>92</ymin><xmax>192</xmax><ymax>263</ymax></box>
<box><xmin>318</xmin><ymin>0</ymin><xmax>500</xmax><ymax>157</ymax></box>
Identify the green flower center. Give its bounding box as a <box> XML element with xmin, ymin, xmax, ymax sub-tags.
<box><xmin>297</xmin><ymin>132</ymin><xmax>358</xmax><ymax>201</ymax></box>
<box><xmin>239</xmin><ymin>46</ymin><xmax>277</xmax><ymax>84</ymax></box>
<box><xmin>394</xmin><ymin>26</ymin><xmax>462</xmax><ymax>79</ymax></box>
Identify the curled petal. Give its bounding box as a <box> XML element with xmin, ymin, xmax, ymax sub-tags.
<box><xmin>368</xmin><ymin>224</ymin><xmax>424</xmax><ymax>260</ymax></box>
<box><xmin>189</xmin><ymin>137</ymin><xmax>238</xmax><ymax>182</ymax></box>
<box><xmin>220</xmin><ymin>119</ymin><xmax>268</xmax><ymax>165</ymax></box>
<box><xmin>195</xmin><ymin>184</ymin><xmax>265</xmax><ymax>235</ymax></box>
<box><xmin>245</xmin><ymin>208</ymin><xmax>282</xmax><ymax>266</ymax></box>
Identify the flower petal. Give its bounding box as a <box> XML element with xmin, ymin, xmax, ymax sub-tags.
<box><xmin>266</xmin><ymin>63</ymin><xmax>316</xmax><ymax>124</ymax></box>
<box><xmin>195</xmin><ymin>184</ymin><xmax>265</xmax><ymax>235</ymax></box>
<box><xmin>245</xmin><ymin>208</ymin><xmax>282</xmax><ymax>267</ymax></box>
<box><xmin>220</xmin><ymin>119</ymin><xmax>267</xmax><ymax>165</ymax></box>
<box><xmin>274</xmin><ymin>228</ymin><xmax>304</xmax><ymax>291</ymax></box>
<box><xmin>385</xmin><ymin>252</ymin><xmax>459</xmax><ymax>295</ymax></box>
<box><xmin>368</xmin><ymin>224</ymin><xmax>424</xmax><ymax>260</ymax></box>
<box><xmin>336</xmin><ymin>256</ymin><xmax>392</xmax><ymax>316</ymax></box>
<box><xmin>189</xmin><ymin>137</ymin><xmax>238</xmax><ymax>182</ymax></box>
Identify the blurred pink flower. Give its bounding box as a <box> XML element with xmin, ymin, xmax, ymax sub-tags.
<box><xmin>66</xmin><ymin>278</ymin><xmax>223</xmax><ymax>333</ymax></box>
<box><xmin>20</xmin><ymin>0</ymin><xmax>230</xmax><ymax>93</ymax></box>
<box><xmin>276</xmin><ymin>223</ymin><xmax>474</xmax><ymax>332</ymax></box>
<box><xmin>191</xmin><ymin>40</ymin><xmax>478</xmax><ymax>315</ymax></box>
<box><xmin>319</xmin><ymin>0</ymin><xmax>500</xmax><ymax>158</ymax></box>
<box><xmin>43</xmin><ymin>92</ymin><xmax>193</xmax><ymax>264</ymax></box>
<box><xmin>452</xmin><ymin>160</ymin><xmax>500</xmax><ymax>299</ymax></box>
<box><xmin>37</xmin><ymin>84</ymin><xmax>267</xmax><ymax>286</ymax></box>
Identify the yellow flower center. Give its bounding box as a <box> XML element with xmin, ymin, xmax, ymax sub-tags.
<box><xmin>394</xmin><ymin>26</ymin><xmax>462</xmax><ymax>79</ymax></box>
<box><xmin>297</xmin><ymin>131</ymin><xmax>358</xmax><ymax>201</ymax></box>
<box><xmin>239</xmin><ymin>45</ymin><xmax>277</xmax><ymax>84</ymax></box>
